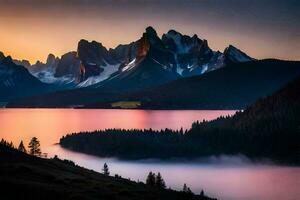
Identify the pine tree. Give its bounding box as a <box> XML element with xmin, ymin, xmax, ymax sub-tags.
<box><xmin>102</xmin><ymin>163</ymin><xmax>110</xmax><ymax>176</ymax></box>
<box><xmin>182</xmin><ymin>183</ymin><xmax>193</xmax><ymax>194</ymax></box>
<box><xmin>9</xmin><ymin>141</ymin><xmax>14</xmax><ymax>148</ymax></box>
<box><xmin>28</xmin><ymin>137</ymin><xmax>41</xmax><ymax>156</ymax></box>
<box><xmin>187</xmin><ymin>187</ymin><xmax>193</xmax><ymax>194</ymax></box>
<box><xmin>155</xmin><ymin>172</ymin><xmax>166</xmax><ymax>189</ymax></box>
<box><xmin>146</xmin><ymin>172</ymin><xmax>155</xmax><ymax>186</ymax></box>
<box><xmin>183</xmin><ymin>183</ymin><xmax>188</xmax><ymax>192</ymax></box>
<box><xmin>200</xmin><ymin>190</ymin><xmax>205</xmax><ymax>196</ymax></box>
<box><xmin>18</xmin><ymin>140</ymin><xmax>27</xmax><ymax>153</ymax></box>
<box><xmin>0</xmin><ymin>138</ymin><xmax>5</xmax><ymax>145</ymax></box>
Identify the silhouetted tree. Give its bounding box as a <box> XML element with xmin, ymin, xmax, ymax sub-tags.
<box><xmin>9</xmin><ymin>142</ymin><xmax>14</xmax><ymax>148</ymax></box>
<box><xmin>146</xmin><ymin>172</ymin><xmax>156</xmax><ymax>186</ymax></box>
<box><xmin>28</xmin><ymin>137</ymin><xmax>41</xmax><ymax>156</ymax></box>
<box><xmin>200</xmin><ymin>190</ymin><xmax>205</xmax><ymax>196</ymax></box>
<box><xmin>187</xmin><ymin>187</ymin><xmax>193</xmax><ymax>194</ymax></box>
<box><xmin>155</xmin><ymin>172</ymin><xmax>166</xmax><ymax>189</ymax></box>
<box><xmin>0</xmin><ymin>139</ymin><xmax>13</xmax><ymax>148</ymax></box>
<box><xmin>182</xmin><ymin>183</ymin><xmax>193</xmax><ymax>194</ymax></box>
<box><xmin>102</xmin><ymin>163</ymin><xmax>110</xmax><ymax>176</ymax></box>
<box><xmin>18</xmin><ymin>140</ymin><xmax>27</xmax><ymax>153</ymax></box>
<box><xmin>183</xmin><ymin>183</ymin><xmax>188</xmax><ymax>192</ymax></box>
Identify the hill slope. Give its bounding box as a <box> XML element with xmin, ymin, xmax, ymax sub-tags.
<box><xmin>0</xmin><ymin>144</ymin><xmax>214</xmax><ymax>200</ymax></box>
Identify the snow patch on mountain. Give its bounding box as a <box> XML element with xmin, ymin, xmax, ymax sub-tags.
<box><xmin>122</xmin><ymin>59</ymin><xmax>136</xmax><ymax>72</ymax></box>
<box><xmin>152</xmin><ymin>58</ymin><xmax>168</xmax><ymax>70</ymax></box>
<box><xmin>31</xmin><ymin>68</ymin><xmax>75</xmax><ymax>85</ymax></box>
<box><xmin>78</xmin><ymin>63</ymin><xmax>120</xmax><ymax>87</ymax></box>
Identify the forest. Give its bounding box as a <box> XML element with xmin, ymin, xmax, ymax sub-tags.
<box><xmin>60</xmin><ymin>76</ymin><xmax>300</xmax><ymax>163</ymax></box>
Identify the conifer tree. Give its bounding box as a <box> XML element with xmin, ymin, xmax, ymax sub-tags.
<box><xmin>146</xmin><ymin>171</ymin><xmax>156</xmax><ymax>186</ymax></box>
<box><xmin>183</xmin><ymin>183</ymin><xmax>188</xmax><ymax>192</ymax></box>
<box><xmin>102</xmin><ymin>163</ymin><xmax>110</xmax><ymax>176</ymax></box>
<box><xmin>200</xmin><ymin>190</ymin><xmax>205</xmax><ymax>196</ymax></box>
<box><xmin>28</xmin><ymin>137</ymin><xmax>41</xmax><ymax>156</ymax></box>
<box><xmin>155</xmin><ymin>172</ymin><xmax>166</xmax><ymax>189</ymax></box>
<box><xmin>18</xmin><ymin>140</ymin><xmax>27</xmax><ymax>153</ymax></box>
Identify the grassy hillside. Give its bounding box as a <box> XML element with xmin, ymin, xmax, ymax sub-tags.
<box><xmin>0</xmin><ymin>144</ymin><xmax>214</xmax><ymax>200</ymax></box>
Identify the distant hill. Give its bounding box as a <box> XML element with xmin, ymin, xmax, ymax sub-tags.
<box><xmin>0</xmin><ymin>143</ymin><xmax>214</xmax><ymax>200</ymax></box>
<box><xmin>87</xmin><ymin>59</ymin><xmax>300</xmax><ymax>109</ymax></box>
<box><xmin>187</xmin><ymin>74</ymin><xmax>300</xmax><ymax>162</ymax></box>
<box><xmin>60</xmin><ymin>75</ymin><xmax>300</xmax><ymax>163</ymax></box>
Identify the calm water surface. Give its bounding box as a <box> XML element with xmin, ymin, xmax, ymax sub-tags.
<box><xmin>0</xmin><ymin>109</ymin><xmax>299</xmax><ymax>200</ymax></box>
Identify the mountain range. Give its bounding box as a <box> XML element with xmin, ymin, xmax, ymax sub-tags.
<box><xmin>2</xmin><ymin>26</ymin><xmax>300</xmax><ymax>108</ymax></box>
<box><xmin>11</xmin><ymin>26</ymin><xmax>253</xmax><ymax>89</ymax></box>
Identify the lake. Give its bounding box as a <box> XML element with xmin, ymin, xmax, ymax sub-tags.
<box><xmin>0</xmin><ymin>109</ymin><xmax>299</xmax><ymax>200</ymax></box>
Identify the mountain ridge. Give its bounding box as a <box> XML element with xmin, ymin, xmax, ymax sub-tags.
<box><xmin>11</xmin><ymin>26</ymin><xmax>254</xmax><ymax>90</ymax></box>
<box><xmin>7</xmin><ymin>59</ymin><xmax>300</xmax><ymax>109</ymax></box>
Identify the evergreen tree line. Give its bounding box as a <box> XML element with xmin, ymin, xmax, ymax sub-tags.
<box><xmin>0</xmin><ymin>137</ymin><xmax>42</xmax><ymax>157</ymax></box>
<box><xmin>146</xmin><ymin>172</ymin><xmax>166</xmax><ymax>189</ymax></box>
<box><xmin>60</xmin><ymin>76</ymin><xmax>300</xmax><ymax>163</ymax></box>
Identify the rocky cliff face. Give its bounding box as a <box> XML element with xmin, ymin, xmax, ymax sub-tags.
<box><xmin>137</xmin><ymin>33</ymin><xmax>150</xmax><ymax>59</ymax></box>
<box><xmin>55</xmin><ymin>52</ymin><xmax>81</xmax><ymax>81</ymax></box>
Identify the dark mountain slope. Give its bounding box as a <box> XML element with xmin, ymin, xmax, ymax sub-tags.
<box><xmin>8</xmin><ymin>59</ymin><xmax>300</xmax><ymax>108</ymax></box>
<box><xmin>91</xmin><ymin>27</ymin><xmax>180</xmax><ymax>92</ymax></box>
<box><xmin>94</xmin><ymin>54</ymin><xmax>180</xmax><ymax>92</ymax></box>
<box><xmin>0</xmin><ymin>144</ymin><xmax>214</xmax><ymax>200</ymax></box>
<box><xmin>94</xmin><ymin>59</ymin><xmax>300</xmax><ymax>109</ymax></box>
<box><xmin>0</xmin><ymin>54</ymin><xmax>50</xmax><ymax>102</ymax></box>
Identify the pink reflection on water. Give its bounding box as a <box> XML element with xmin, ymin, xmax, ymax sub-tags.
<box><xmin>0</xmin><ymin>109</ymin><xmax>236</xmax><ymax>147</ymax></box>
<box><xmin>0</xmin><ymin>109</ymin><xmax>299</xmax><ymax>200</ymax></box>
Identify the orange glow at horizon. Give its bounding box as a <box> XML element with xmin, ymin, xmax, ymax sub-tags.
<box><xmin>0</xmin><ymin>2</ymin><xmax>299</xmax><ymax>64</ymax></box>
<box><xmin>0</xmin><ymin>109</ymin><xmax>236</xmax><ymax>148</ymax></box>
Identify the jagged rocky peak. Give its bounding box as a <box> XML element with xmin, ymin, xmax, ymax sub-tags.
<box><xmin>162</xmin><ymin>29</ymin><xmax>210</xmax><ymax>55</ymax></box>
<box><xmin>223</xmin><ymin>45</ymin><xmax>254</xmax><ymax>64</ymax></box>
<box><xmin>137</xmin><ymin>32</ymin><xmax>151</xmax><ymax>59</ymax></box>
<box><xmin>0</xmin><ymin>54</ymin><xmax>31</xmax><ymax>78</ymax></box>
<box><xmin>0</xmin><ymin>51</ymin><xmax>7</xmax><ymax>63</ymax></box>
<box><xmin>2</xmin><ymin>55</ymin><xmax>13</xmax><ymax>64</ymax></box>
<box><xmin>77</xmin><ymin>39</ymin><xmax>116</xmax><ymax>66</ymax></box>
<box><xmin>12</xmin><ymin>59</ymin><xmax>31</xmax><ymax>69</ymax></box>
<box><xmin>143</xmin><ymin>26</ymin><xmax>165</xmax><ymax>48</ymax></box>
<box><xmin>55</xmin><ymin>51</ymin><xmax>81</xmax><ymax>78</ymax></box>
<box><xmin>145</xmin><ymin>26</ymin><xmax>158</xmax><ymax>38</ymax></box>
<box><xmin>46</xmin><ymin>53</ymin><xmax>58</xmax><ymax>66</ymax></box>
<box><xmin>0</xmin><ymin>51</ymin><xmax>5</xmax><ymax>59</ymax></box>
<box><xmin>28</xmin><ymin>53</ymin><xmax>59</xmax><ymax>74</ymax></box>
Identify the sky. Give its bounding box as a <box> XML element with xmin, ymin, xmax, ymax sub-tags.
<box><xmin>0</xmin><ymin>0</ymin><xmax>299</xmax><ymax>64</ymax></box>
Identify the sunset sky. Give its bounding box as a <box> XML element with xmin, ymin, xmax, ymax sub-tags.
<box><xmin>0</xmin><ymin>0</ymin><xmax>299</xmax><ymax>64</ymax></box>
